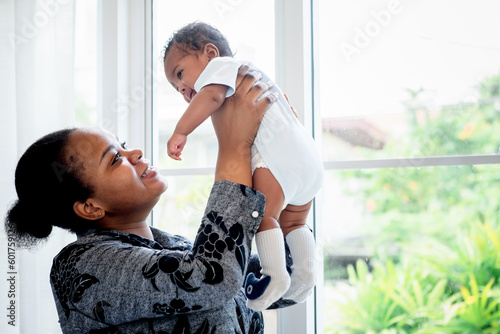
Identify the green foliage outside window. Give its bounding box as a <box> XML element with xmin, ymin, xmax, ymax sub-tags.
<box><xmin>326</xmin><ymin>75</ymin><xmax>500</xmax><ymax>333</ymax></box>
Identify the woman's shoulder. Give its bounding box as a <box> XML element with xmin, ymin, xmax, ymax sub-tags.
<box><xmin>52</xmin><ymin>229</ymin><xmax>155</xmax><ymax>260</ymax></box>
<box><xmin>53</xmin><ymin>227</ymin><xmax>193</xmax><ymax>260</ymax></box>
<box><xmin>150</xmin><ymin>226</ymin><xmax>192</xmax><ymax>250</ymax></box>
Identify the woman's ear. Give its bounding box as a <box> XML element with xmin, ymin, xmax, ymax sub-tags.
<box><xmin>73</xmin><ymin>200</ymin><xmax>105</xmax><ymax>221</ymax></box>
<box><xmin>204</xmin><ymin>43</ymin><xmax>220</xmax><ymax>61</ymax></box>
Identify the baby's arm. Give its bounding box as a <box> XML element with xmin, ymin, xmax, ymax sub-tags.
<box><xmin>167</xmin><ymin>84</ymin><xmax>228</xmax><ymax>160</ymax></box>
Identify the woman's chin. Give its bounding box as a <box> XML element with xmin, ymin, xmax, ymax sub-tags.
<box><xmin>159</xmin><ymin>175</ymin><xmax>169</xmax><ymax>193</ymax></box>
<box><xmin>152</xmin><ymin>176</ymin><xmax>169</xmax><ymax>199</ymax></box>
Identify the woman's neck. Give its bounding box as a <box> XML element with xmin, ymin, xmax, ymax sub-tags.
<box><xmin>98</xmin><ymin>219</ymin><xmax>154</xmax><ymax>240</ymax></box>
<box><xmin>123</xmin><ymin>224</ymin><xmax>154</xmax><ymax>240</ymax></box>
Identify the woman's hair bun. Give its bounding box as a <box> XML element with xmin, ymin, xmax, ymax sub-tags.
<box><xmin>5</xmin><ymin>200</ymin><xmax>52</xmax><ymax>248</ymax></box>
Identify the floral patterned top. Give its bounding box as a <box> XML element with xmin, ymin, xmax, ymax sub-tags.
<box><xmin>50</xmin><ymin>181</ymin><xmax>292</xmax><ymax>334</ymax></box>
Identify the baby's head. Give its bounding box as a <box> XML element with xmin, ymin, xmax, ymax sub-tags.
<box><xmin>163</xmin><ymin>22</ymin><xmax>233</xmax><ymax>103</ymax></box>
<box><xmin>163</xmin><ymin>21</ymin><xmax>232</xmax><ymax>60</ymax></box>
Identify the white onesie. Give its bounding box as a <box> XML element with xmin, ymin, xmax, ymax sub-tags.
<box><xmin>194</xmin><ymin>57</ymin><xmax>323</xmax><ymax>206</ymax></box>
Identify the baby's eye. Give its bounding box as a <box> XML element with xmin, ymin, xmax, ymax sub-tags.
<box><xmin>177</xmin><ymin>70</ymin><xmax>183</xmax><ymax>79</ymax></box>
<box><xmin>121</xmin><ymin>141</ymin><xmax>127</xmax><ymax>149</ymax></box>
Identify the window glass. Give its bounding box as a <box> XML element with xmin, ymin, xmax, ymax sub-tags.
<box><xmin>318</xmin><ymin>1</ymin><xmax>500</xmax><ymax>332</ymax></box>
<box><xmin>322</xmin><ymin>164</ymin><xmax>500</xmax><ymax>332</ymax></box>
<box><xmin>318</xmin><ymin>0</ymin><xmax>500</xmax><ymax>161</ymax></box>
<box><xmin>153</xmin><ymin>0</ymin><xmax>275</xmax><ymax>258</ymax></box>
<box><xmin>154</xmin><ymin>0</ymin><xmax>275</xmax><ymax>170</ymax></box>
<box><xmin>155</xmin><ymin>174</ymin><xmax>214</xmax><ymax>237</ymax></box>
<box><xmin>74</xmin><ymin>0</ymin><xmax>97</xmax><ymax>127</ymax></box>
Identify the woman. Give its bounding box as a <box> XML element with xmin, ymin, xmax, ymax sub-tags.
<box><xmin>6</xmin><ymin>66</ymin><xmax>294</xmax><ymax>334</ymax></box>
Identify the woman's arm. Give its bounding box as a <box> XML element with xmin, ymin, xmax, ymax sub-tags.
<box><xmin>212</xmin><ymin>64</ymin><xmax>277</xmax><ymax>188</ymax></box>
<box><xmin>51</xmin><ymin>182</ymin><xmax>265</xmax><ymax>331</ymax></box>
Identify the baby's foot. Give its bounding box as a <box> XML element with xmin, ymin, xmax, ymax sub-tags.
<box><xmin>282</xmin><ymin>227</ymin><xmax>317</xmax><ymax>303</ymax></box>
<box><xmin>246</xmin><ymin>272</ymin><xmax>290</xmax><ymax>311</ymax></box>
<box><xmin>244</xmin><ymin>273</ymin><xmax>271</xmax><ymax>300</ymax></box>
<box><xmin>245</xmin><ymin>228</ymin><xmax>290</xmax><ymax>310</ymax></box>
<box><xmin>282</xmin><ymin>265</ymin><xmax>315</xmax><ymax>302</ymax></box>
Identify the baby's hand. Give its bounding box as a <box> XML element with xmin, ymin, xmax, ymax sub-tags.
<box><xmin>167</xmin><ymin>133</ymin><xmax>187</xmax><ymax>161</ymax></box>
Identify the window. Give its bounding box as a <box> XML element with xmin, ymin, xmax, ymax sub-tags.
<box><xmin>317</xmin><ymin>0</ymin><xmax>500</xmax><ymax>332</ymax></box>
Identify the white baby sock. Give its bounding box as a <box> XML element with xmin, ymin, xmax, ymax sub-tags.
<box><xmin>282</xmin><ymin>226</ymin><xmax>317</xmax><ymax>302</ymax></box>
<box><xmin>246</xmin><ymin>228</ymin><xmax>291</xmax><ymax>311</ymax></box>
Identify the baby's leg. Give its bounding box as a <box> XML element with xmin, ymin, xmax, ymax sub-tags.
<box><xmin>280</xmin><ymin>201</ymin><xmax>317</xmax><ymax>302</ymax></box>
<box><xmin>279</xmin><ymin>201</ymin><xmax>312</xmax><ymax>236</ymax></box>
<box><xmin>245</xmin><ymin>168</ymin><xmax>290</xmax><ymax>311</ymax></box>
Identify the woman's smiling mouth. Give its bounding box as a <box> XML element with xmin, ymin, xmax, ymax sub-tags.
<box><xmin>140</xmin><ymin>166</ymin><xmax>153</xmax><ymax>179</ymax></box>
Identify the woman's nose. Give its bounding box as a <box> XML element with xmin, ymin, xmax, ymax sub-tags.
<box><xmin>127</xmin><ymin>148</ymin><xmax>144</xmax><ymax>164</ymax></box>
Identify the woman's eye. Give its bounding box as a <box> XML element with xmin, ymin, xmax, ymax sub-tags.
<box><xmin>112</xmin><ymin>152</ymin><xmax>122</xmax><ymax>165</ymax></box>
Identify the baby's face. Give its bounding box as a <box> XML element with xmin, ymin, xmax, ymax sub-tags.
<box><xmin>164</xmin><ymin>48</ymin><xmax>210</xmax><ymax>103</ymax></box>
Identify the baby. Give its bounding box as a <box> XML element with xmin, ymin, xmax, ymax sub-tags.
<box><xmin>163</xmin><ymin>22</ymin><xmax>323</xmax><ymax>311</ymax></box>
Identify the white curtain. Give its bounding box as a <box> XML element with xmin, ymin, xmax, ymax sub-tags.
<box><xmin>0</xmin><ymin>1</ymin><xmax>76</xmax><ymax>333</ymax></box>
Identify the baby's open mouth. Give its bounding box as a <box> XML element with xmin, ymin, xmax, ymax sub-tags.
<box><xmin>189</xmin><ymin>90</ymin><xmax>196</xmax><ymax>101</ymax></box>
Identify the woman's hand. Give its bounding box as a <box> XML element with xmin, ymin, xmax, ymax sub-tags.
<box><xmin>212</xmin><ymin>64</ymin><xmax>276</xmax><ymax>150</ymax></box>
<box><xmin>212</xmin><ymin>63</ymin><xmax>277</xmax><ymax>187</ymax></box>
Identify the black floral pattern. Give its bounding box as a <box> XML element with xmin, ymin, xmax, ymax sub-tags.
<box><xmin>153</xmin><ymin>298</ymin><xmax>202</xmax><ymax>315</ymax></box>
<box><xmin>236</xmin><ymin>301</ymin><xmax>264</xmax><ymax>334</ymax></box>
<box><xmin>195</xmin><ymin>224</ymin><xmax>227</xmax><ymax>260</ymax></box>
<box><xmin>194</xmin><ymin>211</ymin><xmax>247</xmax><ymax>274</ymax></box>
<box><xmin>50</xmin><ymin>243</ymin><xmax>115</xmax><ymax>325</ymax></box>
<box><xmin>51</xmin><ymin>244</ymin><xmax>104</xmax><ymax>320</ymax></box>
<box><xmin>142</xmin><ymin>210</ymin><xmax>247</xmax><ymax>296</ymax></box>
<box><xmin>240</xmin><ymin>184</ymin><xmax>257</xmax><ymax>197</ymax></box>
<box><xmin>248</xmin><ymin>311</ymin><xmax>264</xmax><ymax>334</ymax></box>
<box><xmin>170</xmin><ymin>315</ymin><xmax>218</xmax><ymax>334</ymax></box>
<box><xmin>193</xmin><ymin>318</ymin><xmax>217</xmax><ymax>334</ymax></box>
<box><xmin>142</xmin><ymin>251</ymin><xmax>200</xmax><ymax>292</ymax></box>
<box><xmin>88</xmin><ymin>326</ymin><xmax>120</xmax><ymax>334</ymax></box>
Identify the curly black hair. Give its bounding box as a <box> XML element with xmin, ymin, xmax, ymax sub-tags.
<box><xmin>5</xmin><ymin>129</ymin><xmax>98</xmax><ymax>248</ymax></box>
<box><xmin>162</xmin><ymin>21</ymin><xmax>233</xmax><ymax>62</ymax></box>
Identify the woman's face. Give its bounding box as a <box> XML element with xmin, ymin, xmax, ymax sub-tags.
<box><xmin>67</xmin><ymin>129</ymin><xmax>168</xmax><ymax>218</ymax></box>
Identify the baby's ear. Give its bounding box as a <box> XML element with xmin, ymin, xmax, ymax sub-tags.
<box><xmin>204</xmin><ymin>43</ymin><xmax>220</xmax><ymax>60</ymax></box>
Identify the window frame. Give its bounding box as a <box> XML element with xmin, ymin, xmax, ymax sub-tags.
<box><xmin>274</xmin><ymin>1</ymin><xmax>321</xmax><ymax>333</ymax></box>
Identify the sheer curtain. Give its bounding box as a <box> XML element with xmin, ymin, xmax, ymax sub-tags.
<box><xmin>0</xmin><ymin>1</ymin><xmax>76</xmax><ymax>333</ymax></box>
